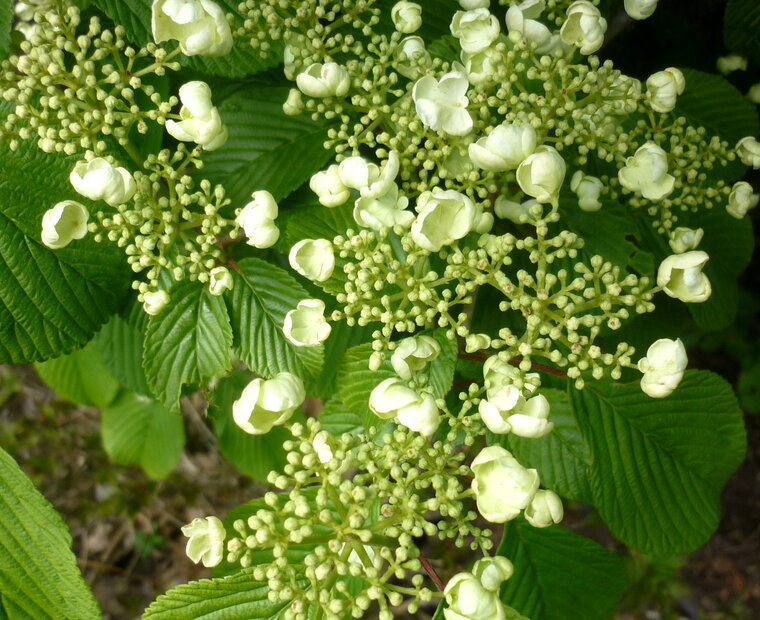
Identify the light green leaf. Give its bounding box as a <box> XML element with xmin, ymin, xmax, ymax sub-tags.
<box><xmin>0</xmin><ymin>0</ymin><xmax>13</xmax><ymax>60</ymax></box>
<box><xmin>569</xmin><ymin>370</ymin><xmax>746</xmax><ymax>554</ymax></box>
<box><xmin>225</xmin><ymin>257</ymin><xmax>323</xmax><ymax>382</ymax></box>
<box><xmin>208</xmin><ymin>369</ymin><xmax>289</xmax><ymax>481</ymax></box>
<box><xmin>101</xmin><ymin>390</ymin><xmax>185</xmax><ymax>479</ymax></box>
<box><xmin>724</xmin><ymin>0</ymin><xmax>760</xmax><ymax>65</ymax></box>
<box><xmin>143</xmin><ymin>570</ymin><xmax>295</xmax><ymax>620</ymax></box>
<box><xmin>93</xmin><ymin>314</ymin><xmax>152</xmax><ymax>397</ymax></box>
<box><xmin>201</xmin><ymin>87</ymin><xmax>333</xmax><ymax>208</ymax></box>
<box><xmin>427</xmin><ymin>330</ymin><xmax>459</xmax><ymax>399</ymax></box>
<box><xmin>144</xmin><ymin>281</ymin><xmax>232</xmax><ymax>411</ymax></box>
<box><xmin>0</xmin><ymin>447</ymin><xmax>101</xmax><ymax>619</ymax></box>
<box><xmin>498</xmin><ymin>520</ymin><xmax>628</xmax><ymax>620</ymax></box>
<box><xmin>35</xmin><ymin>340</ymin><xmax>120</xmax><ymax>409</ymax></box>
<box><xmin>0</xmin><ymin>144</ymin><xmax>130</xmax><ymax>363</ymax></box>
<box><xmin>317</xmin><ymin>397</ymin><xmax>363</xmax><ymax>437</ymax></box>
<box><xmin>504</xmin><ymin>388</ymin><xmax>592</xmax><ymax>503</ymax></box>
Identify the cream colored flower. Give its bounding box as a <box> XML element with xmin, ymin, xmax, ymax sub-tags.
<box><xmin>232</xmin><ymin>372</ymin><xmax>305</xmax><ymax>434</ymax></box>
<box><xmin>151</xmin><ymin>0</ymin><xmax>233</xmax><ymax>57</ymax></box>
<box><xmin>181</xmin><ymin>516</ymin><xmax>226</xmax><ymax>567</ymax></box>
<box><xmin>70</xmin><ymin>158</ymin><xmax>136</xmax><ymax>206</ymax></box>
<box><xmin>618</xmin><ymin>141</ymin><xmax>674</xmax><ymax>200</ymax></box>
<box><xmin>166</xmin><ymin>81</ymin><xmax>227</xmax><ymax>150</ymax></box>
<box><xmin>638</xmin><ymin>337</ymin><xmax>688</xmax><ymax>398</ymax></box>
<box><xmin>413</xmin><ymin>67</ymin><xmax>473</xmax><ymax>136</ymax></box>
<box><xmin>657</xmin><ymin>251</ymin><xmax>711</xmax><ymax>303</ymax></box>
<box><xmin>471</xmin><ymin>446</ymin><xmax>539</xmax><ymax>523</ymax></box>
<box><xmin>40</xmin><ymin>200</ymin><xmax>88</xmax><ymax>250</ymax></box>
<box><xmin>283</xmin><ymin>299</ymin><xmax>331</xmax><ymax>346</ymax></box>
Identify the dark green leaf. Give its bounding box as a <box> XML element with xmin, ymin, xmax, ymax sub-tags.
<box><xmin>313</xmin><ymin>319</ymin><xmax>374</xmax><ymax>399</ymax></box>
<box><xmin>0</xmin><ymin>0</ymin><xmax>13</xmax><ymax>60</ymax></box>
<box><xmin>93</xmin><ymin>314</ymin><xmax>152</xmax><ymax>397</ymax></box>
<box><xmin>724</xmin><ymin>0</ymin><xmax>760</xmax><ymax>65</ymax></box>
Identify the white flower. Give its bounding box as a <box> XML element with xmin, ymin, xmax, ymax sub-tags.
<box><xmin>646</xmin><ymin>67</ymin><xmax>685</xmax><ymax>113</ymax></box>
<box><xmin>509</xmin><ymin>394</ymin><xmax>553</xmax><ymax>438</ymax></box>
<box><xmin>296</xmin><ymin>62</ymin><xmax>350</xmax><ymax>98</ymax></box>
<box><xmin>310</xmin><ymin>165</ymin><xmax>350</xmax><ymax>208</ymax></box>
<box><xmin>69</xmin><ymin>158</ymin><xmax>136</xmax><ymax>206</ymax></box>
<box><xmin>505</xmin><ymin>0</ymin><xmax>561</xmax><ymax>55</ymax></box>
<box><xmin>479</xmin><ymin>392</ymin><xmax>552</xmax><ymax>438</ymax></box>
<box><xmin>468</xmin><ymin>123</ymin><xmax>538</xmax><ymax>172</ymax></box>
<box><xmin>339</xmin><ymin>151</ymin><xmax>399</xmax><ymax>198</ymax></box>
<box><xmin>353</xmin><ymin>184</ymin><xmax>415</xmax><ymax>230</ymax></box>
<box><xmin>208</xmin><ymin>266</ymin><xmax>233</xmax><ymax>295</ymax></box>
<box><xmin>465</xmin><ymin>333</ymin><xmax>491</xmax><ymax>353</ymax></box>
<box><xmin>717</xmin><ymin>54</ymin><xmax>747</xmax><ymax>75</ymax></box>
<box><xmin>472</xmin><ymin>556</ymin><xmax>513</xmax><ymax>592</ymax></box>
<box><xmin>478</xmin><ymin>396</ymin><xmax>518</xmax><ymax>434</ymax></box>
<box><xmin>166</xmin><ymin>81</ymin><xmax>227</xmax><ymax>150</ymax></box>
<box><xmin>391</xmin><ymin>1</ymin><xmax>422</xmax><ymax>34</ymax></box>
<box><xmin>736</xmin><ymin>136</ymin><xmax>760</xmax><ymax>169</ymax></box>
<box><xmin>570</xmin><ymin>170</ymin><xmax>603</xmax><ymax>211</ymax></box>
<box><xmin>459</xmin><ymin>0</ymin><xmax>489</xmax><ymax>8</ymax></box>
<box><xmin>748</xmin><ymin>83</ymin><xmax>760</xmax><ymax>105</ymax></box>
<box><xmin>312</xmin><ymin>431</ymin><xmax>333</xmax><ymax>464</ymax></box>
<box><xmin>560</xmin><ymin>1</ymin><xmax>607</xmax><ymax>55</ymax></box>
<box><xmin>484</xmin><ymin>356</ymin><xmax>539</xmax><ymax>395</ymax></box>
<box><xmin>443</xmin><ymin>572</ymin><xmax>507</xmax><ymax>620</ymax></box>
<box><xmin>369</xmin><ymin>378</ymin><xmax>441</xmax><ymax>436</ymax></box>
<box><xmin>143</xmin><ymin>290</ymin><xmax>170</xmax><ymax>316</ymax></box>
<box><xmin>412</xmin><ymin>67</ymin><xmax>473</xmax><ymax>136</ymax></box>
<box><xmin>727</xmin><ymin>181</ymin><xmax>759</xmax><ymax>219</ymax></box>
<box><xmin>668</xmin><ymin>227</ymin><xmax>703</xmax><ymax>253</ymax></box>
<box><xmin>460</xmin><ymin>47</ymin><xmax>502</xmax><ymax>86</ymax></box>
<box><xmin>181</xmin><ymin>516</ymin><xmax>226</xmax><ymax>567</ymax></box>
<box><xmin>282</xmin><ymin>88</ymin><xmax>304</xmax><ymax>116</ymax></box>
<box><xmin>237</xmin><ymin>190</ymin><xmax>279</xmax><ymax>248</ymax></box>
<box><xmin>232</xmin><ymin>372</ymin><xmax>305</xmax><ymax>434</ymax></box>
<box><xmin>657</xmin><ymin>251</ymin><xmax>711</xmax><ymax>303</ymax></box>
<box><xmin>40</xmin><ymin>200</ymin><xmax>88</xmax><ymax>249</ymax></box>
<box><xmin>623</xmin><ymin>0</ymin><xmax>658</xmax><ymax>20</ymax></box>
<box><xmin>411</xmin><ymin>188</ymin><xmax>478</xmax><ymax>251</ymax></box>
<box><xmin>289</xmin><ymin>239</ymin><xmax>335</xmax><ymax>282</ymax></box>
<box><xmin>151</xmin><ymin>0</ymin><xmax>232</xmax><ymax>57</ymax></box>
<box><xmin>638</xmin><ymin>337</ymin><xmax>688</xmax><ymax>398</ymax></box>
<box><xmin>618</xmin><ymin>141</ymin><xmax>674</xmax><ymax>200</ymax></box>
<box><xmin>524</xmin><ymin>489</ymin><xmax>564</xmax><ymax>527</ymax></box>
<box><xmin>391</xmin><ymin>335</ymin><xmax>441</xmax><ymax>380</ymax></box>
<box><xmin>471</xmin><ymin>445</ymin><xmax>540</xmax><ymax>523</ymax></box>
<box><xmin>394</xmin><ymin>36</ymin><xmax>431</xmax><ymax>80</ymax></box>
<box><xmin>450</xmin><ymin>8</ymin><xmax>500</xmax><ymax>55</ymax></box>
<box><xmin>283</xmin><ymin>299</ymin><xmax>331</xmax><ymax>346</ymax></box>
<box><xmin>494</xmin><ymin>196</ymin><xmax>534</xmax><ymax>223</ymax></box>
<box><xmin>516</xmin><ymin>145</ymin><xmax>566</xmax><ymax>203</ymax></box>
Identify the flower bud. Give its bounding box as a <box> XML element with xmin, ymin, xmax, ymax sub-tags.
<box><xmin>70</xmin><ymin>158</ymin><xmax>136</xmax><ymax>206</ymax></box>
<box><xmin>656</xmin><ymin>251</ymin><xmax>711</xmax><ymax>303</ymax></box>
<box><xmin>471</xmin><ymin>446</ymin><xmax>539</xmax><ymax>523</ymax></box>
<box><xmin>450</xmin><ymin>8</ymin><xmax>500</xmax><ymax>54</ymax></box>
<box><xmin>411</xmin><ymin>188</ymin><xmax>478</xmax><ymax>251</ymax></box>
<box><xmin>237</xmin><ymin>190</ymin><xmax>279</xmax><ymax>248</ymax></box>
<box><xmin>494</xmin><ymin>196</ymin><xmax>534</xmax><ymax>223</ymax></box>
<box><xmin>727</xmin><ymin>181</ymin><xmax>759</xmax><ymax>219</ymax></box>
<box><xmin>624</xmin><ymin>0</ymin><xmax>658</xmax><ymax>20</ymax></box>
<box><xmin>181</xmin><ymin>516</ymin><xmax>226</xmax><ymax>567</ymax></box>
<box><xmin>516</xmin><ymin>145</ymin><xmax>566</xmax><ymax>204</ymax></box>
<box><xmin>646</xmin><ymin>67</ymin><xmax>685</xmax><ymax>113</ymax></box>
<box><xmin>40</xmin><ymin>200</ymin><xmax>88</xmax><ymax>249</ymax></box>
<box><xmin>282</xmin><ymin>88</ymin><xmax>304</xmax><ymax>116</ymax></box>
<box><xmin>638</xmin><ymin>337</ymin><xmax>688</xmax><ymax>398</ymax></box>
<box><xmin>283</xmin><ymin>299</ymin><xmax>331</xmax><ymax>346</ymax></box>
<box><xmin>312</xmin><ymin>431</ymin><xmax>334</xmax><ymax>463</ymax></box>
<box><xmin>166</xmin><ymin>81</ymin><xmax>227</xmax><ymax>150</ymax></box>
<box><xmin>506</xmin><ymin>0</ymin><xmax>562</xmax><ymax>55</ymax></box>
<box><xmin>524</xmin><ymin>489</ymin><xmax>564</xmax><ymax>527</ymax></box>
<box><xmin>668</xmin><ymin>227</ymin><xmax>703</xmax><ymax>253</ymax></box>
<box><xmin>339</xmin><ymin>152</ymin><xmax>399</xmax><ymax>199</ymax></box>
<box><xmin>310</xmin><ymin>165</ymin><xmax>350</xmax><ymax>207</ymax></box>
<box><xmin>394</xmin><ymin>36</ymin><xmax>431</xmax><ymax>80</ymax></box>
<box><xmin>289</xmin><ymin>239</ymin><xmax>335</xmax><ymax>282</ymax></box>
<box><xmin>570</xmin><ymin>170</ymin><xmax>603</xmax><ymax>211</ymax></box>
<box><xmin>716</xmin><ymin>54</ymin><xmax>747</xmax><ymax>75</ymax></box>
<box><xmin>232</xmin><ymin>372</ymin><xmax>305</xmax><ymax>434</ymax></box>
<box><xmin>736</xmin><ymin>136</ymin><xmax>760</xmax><ymax>169</ymax></box>
<box><xmin>465</xmin><ymin>333</ymin><xmax>491</xmax><ymax>353</ymax></box>
<box><xmin>460</xmin><ymin>46</ymin><xmax>502</xmax><ymax>86</ymax></box>
<box><xmin>618</xmin><ymin>141</ymin><xmax>674</xmax><ymax>200</ymax></box>
<box><xmin>468</xmin><ymin>123</ymin><xmax>537</xmax><ymax>172</ymax></box>
<box><xmin>391</xmin><ymin>335</ymin><xmax>441</xmax><ymax>380</ymax></box>
<box><xmin>391</xmin><ymin>1</ymin><xmax>422</xmax><ymax>34</ymax></box>
<box><xmin>208</xmin><ymin>266</ymin><xmax>233</xmax><ymax>295</ymax></box>
<box><xmin>443</xmin><ymin>572</ymin><xmax>507</xmax><ymax>620</ymax></box>
<box><xmin>459</xmin><ymin>0</ymin><xmax>490</xmax><ymax>9</ymax></box>
<box><xmin>369</xmin><ymin>378</ymin><xmax>441</xmax><ymax>436</ymax></box>
<box><xmin>296</xmin><ymin>62</ymin><xmax>350</xmax><ymax>98</ymax></box>
<box><xmin>560</xmin><ymin>1</ymin><xmax>607</xmax><ymax>55</ymax></box>
<box><xmin>413</xmin><ymin>67</ymin><xmax>473</xmax><ymax>136</ymax></box>
<box><xmin>472</xmin><ymin>556</ymin><xmax>513</xmax><ymax>592</ymax></box>
<box><xmin>748</xmin><ymin>83</ymin><xmax>760</xmax><ymax>105</ymax></box>
<box><xmin>152</xmin><ymin>0</ymin><xmax>233</xmax><ymax>57</ymax></box>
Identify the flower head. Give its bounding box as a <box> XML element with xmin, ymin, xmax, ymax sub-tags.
<box><xmin>450</xmin><ymin>8</ymin><xmax>500</xmax><ymax>54</ymax></box>
<box><xmin>516</xmin><ymin>145</ymin><xmax>566</xmax><ymax>203</ymax></box>
<box><xmin>506</xmin><ymin>0</ymin><xmax>561</xmax><ymax>55</ymax></box>
<box><xmin>353</xmin><ymin>184</ymin><xmax>414</xmax><ymax>230</ymax></box>
<box><xmin>411</xmin><ymin>188</ymin><xmax>478</xmax><ymax>251</ymax></box>
<box><xmin>289</xmin><ymin>239</ymin><xmax>335</xmax><ymax>282</ymax></box>
<box><xmin>443</xmin><ymin>572</ymin><xmax>507</xmax><ymax>620</ymax></box>
<box><xmin>560</xmin><ymin>1</ymin><xmax>607</xmax><ymax>55</ymax></box>
<box><xmin>296</xmin><ymin>62</ymin><xmax>350</xmax><ymax>98</ymax></box>
<box><xmin>391</xmin><ymin>335</ymin><xmax>441</xmax><ymax>380</ymax></box>
<box><xmin>413</xmin><ymin>67</ymin><xmax>473</xmax><ymax>136</ymax></box>
<box><xmin>310</xmin><ymin>165</ymin><xmax>350</xmax><ymax>208</ymax></box>
<box><xmin>524</xmin><ymin>489</ymin><xmax>564</xmax><ymax>527</ymax></box>
<box><xmin>471</xmin><ymin>445</ymin><xmax>539</xmax><ymax>522</ymax></box>
<box><xmin>618</xmin><ymin>141</ymin><xmax>674</xmax><ymax>200</ymax></box>
<box><xmin>736</xmin><ymin>136</ymin><xmax>760</xmax><ymax>169</ymax></box>
<box><xmin>716</xmin><ymin>54</ymin><xmax>747</xmax><ymax>75</ymax></box>
<box><xmin>70</xmin><ymin>158</ymin><xmax>136</xmax><ymax>206</ymax></box>
<box><xmin>143</xmin><ymin>290</ymin><xmax>170</xmax><ymax>315</ymax></box>
<box><xmin>237</xmin><ymin>190</ymin><xmax>279</xmax><ymax>248</ymax></box>
<box><xmin>41</xmin><ymin>200</ymin><xmax>88</xmax><ymax>249</ymax></box>
<box><xmin>394</xmin><ymin>36</ymin><xmax>431</xmax><ymax>80</ymax></box>
<box><xmin>646</xmin><ymin>67</ymin><xmax>685</xmax><ymax>113</ymax></box>
<box><xmin>166</xmin><ymin>81</ymin><xmax>228</xmax><ymax>150</ymax></box>
<box><xmin>468</xmin><ymin>123</ymin><xmax>538</xmax><ymax>172</ymax></box>
<box><xmin>152</xmin><ymin>0</ymin><xmax>233</xmax><ymax>57</ymax></box>
<box><xmin>638</xmin><ymin>337</ymin><xmax>688</xmax><ymax>398</ymax></box>
<box><xmin>181</xmin><ymin>516</ymin><xmax>226</xmax><ymax>567</ymax></box>
<box><xmin>657</xmin><ymin>251</ymin><xmax>711</xmax><ymax>303</ymax></box>
<box><xmin>391</xmin><ymin>1</ymin><xmax>422</xmax><ymax>34</ymax></box>
<box><xmin>283</xmin><ymin>299</ymin><xmax>331</xmax><ymax>346</ymax></box>
<box><xmin>727</xmin><ymin>181</ymin><xmax>759</xmax><ymax>219</ymax></box>
<box><xmin>232</xmin><ymin>372</ymin><xmax>305</xmax><ymax>434</ymax></box>
<box><xmin>668</xmin><ymin>227</ymin><xmax>703</xmax><ymax>253</ymax></box>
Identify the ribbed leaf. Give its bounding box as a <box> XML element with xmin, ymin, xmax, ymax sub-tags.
<box><xmin>724</xmin><ymin>0</ymin><xmax>760</xmax><ymax>65</ymax></box>
<box><xmin>93</xmin><ymin>314</ymin><xmax>152</xmax><ymax>397</ymax></box>
<box><xmin>144</xmin><ymin>281</ymin><xmax>232</xmax><ymax>411</ymax></box>
<box><xmin>498</xmin><ymin>521</ymin><xmax>627</xmax><ymax>620</ymax></box>
<box><xmin>313</xmin><ymin>318</ymin><xmax>374</xmax><ymax>399</ymax></box>
<box><xmin>0</xmin><ymin>145</ymin><xmax>130</xmax><ymax>363</ymax></box>
<box><xmin>427</xmin><ymin>330</ymin><xmax>459</xmax><ymax>399</ymax></box>
<box><xmin>201</xmin><ymin>87</ymin><xmax>333</xmax><ymax>208</ymax></box>
<box><xmin>317</xmin><ymin>397</ymin><xmax>363</xmax><ymax>437</ymax></box>
<box><xmin>0</xmin><ymin>447</ymin><xmax>101</xmax><ymax>619</ymax></box>
<box><xmin>225</xmin><ymin>257</ymin><xmax>323</xmax><ymax>382</ymax></box>
<box><xmin>0</xmin><ymin>0</ymin><xmax>12</xmax><ymax>60</ymax></box>
<box><xmin>35</xmin><ymin>340</ymin><xmax>120</xmax><ymax>409</ymax></box>
<box><xmin>337</xmin><ymin>343</ymin><xmax>398</xmax><ymax>430</ymax></box>
<box><xmin>101</xmin><ymin>390</ymin><xmax>185</xmax><ymax>479</ymax></box>
<box><xmin>143</xmin><ymin>570</ymin><xmax>293</xmax><ymax>619</ymax></box>
<box><xmin>569</xmin><ymin>370</ymin><xmax>746</xmax><ymax>554</ymax></box>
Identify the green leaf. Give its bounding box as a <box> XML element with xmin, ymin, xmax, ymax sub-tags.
<box><xmin>569</xmin><ymin>370</ymin><xmax>746</xmax><ymax>554</ymax></box>
<box><xmin>0</xmin><ymin>0</ymin><xmax>13</xmax><ymax>60</ymax></box>
<box><xmin>144</xmin><ymin>281</ymin><xmax>232</xmax><ymax>411</ymax></box>
<box><xmin>498</xmin><ymin>520</ymin><xmax>628</xmax><ymax>620</ymax></box>
<box><xmin>738</xmin><ymin>362</ymin><xmax>760</xmax><ymax>415</ymax></box>
<box><xmin>314</xmin><ymin>319</ymin><xmax>374</xmax><ymax>399</ymax></box>
<box><xmin>0</xmin><ymin>447</ymin><xmax>101</xmax><ymax>619</ymax></box>
<box><xmin>504</xmin><ymin>388</ymin><xmax>592</xmax><ymax>503</ymax></box>
<box><xmin>93</xmin><ymin>314</ymin><xmax>152</xmax><ymax>397</ymax></box>
<box><xmin>317</xmin><ymin>397</ymin><xmax>363</xmax><ymax>437</ymax></box>
<box><xmin>143</xmin><ymin>569</ymin><xmax>294</xmax><ymax>619</ymax></box>
<box><xmin>225</xmin><ymin>257</ymin><xmax>323</xmax><ymax>382</ymax></box>
<box><xmin>201</xmin><ymin>87</ymin><xmax>333</xmax><ymax>208</ymax></box>
<box><xmin>0</xmin><ymin>144</ymin><xmax>130</xmax><ymax>363</ymax></box>
<box><xmin>101</xmin><ymin>390</ymin><xmax>185</xmax><ymax>479</ymax></box>
<box><xmin>724</xmin><ymin>0</ymin><xmax>760</xmax><ymax>65</ymax></box>
<box><xmin>208</xmin><ymin>368</ymin><xmax>289</xmax><ymax>481</ymax></box>
<box><xmin>427</xmin><ymin>330</ymin><xmax>459</xmax><ymax>399</ymax></box>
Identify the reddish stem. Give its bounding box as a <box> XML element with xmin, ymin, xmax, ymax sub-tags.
<box><xmin>458</xmin><ymin>353</ymin><xmax>568</xmax><ymax>379</ymax></box>
<box><xmin>419</xmin><ymin>555</ymin><xmax>445</xmax><ymax>592</ymax></box>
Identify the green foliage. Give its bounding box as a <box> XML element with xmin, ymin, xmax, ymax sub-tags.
<box><xmin>317</xmin><ymin>397</ymin><xmax>364</xmax><ymax>437</ymax></box>
<box><xmin>0</xmin><ymin>447</ymin><xmax>101</xmax><ymax>619</ymax></box>
<box><xmin>569</xmin><ymin>370</ymin><xmax>746</xmax><ymax>554</ymax></box>
<box><xmin>144</xmin><ymin>281</ymin><xmax>232</xmax><ymax>411</ymax></box>
<box><xmin>0</xmin><ymin>0</ymin><xmax>12</xmax><ymax>60</ymax></box>
<box><xmin>313</xmin><ymin>319</ymin><xmax>374</xmax><ymax>399</ymax></box>
<box><xmin>498</xmin><ymin>520</ymin><xmax>628</xmax><ymax>620</ymax></box>
<box><xmin>101</xmin><ymin>390</ymin><xmax>185</xmax><ymax>479</ymax></box>
<box><xmin>93</xmin><ymin>314</ymin><xmax>152</xmax><ymax>397</ymax></box>
<box><xmin>724</xmin><ymin>0</ymin><xmax>760</xmax><ymax>65</ymax></box>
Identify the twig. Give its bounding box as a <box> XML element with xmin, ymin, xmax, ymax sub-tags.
<box><xmin>419</xmin><ymin>555</ymin><xmax>445</xmax><ymax>592</ymax></box>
